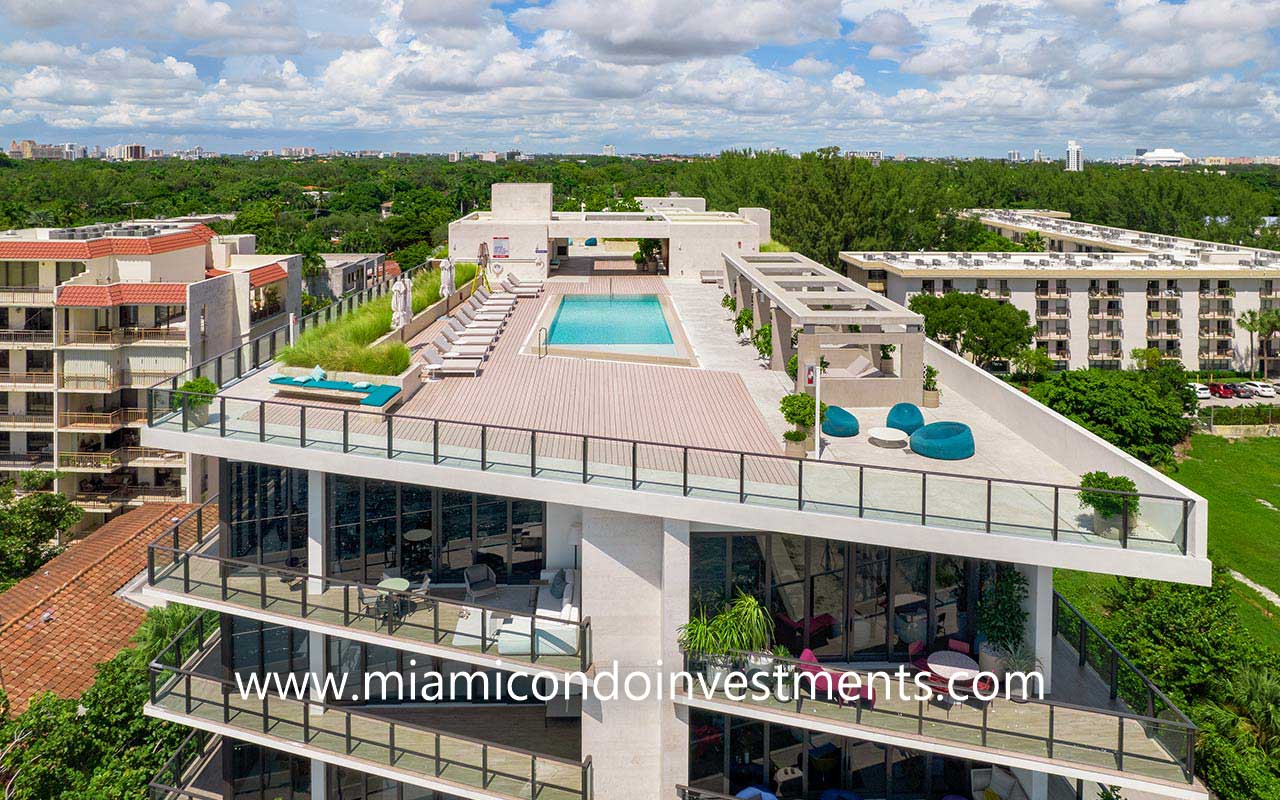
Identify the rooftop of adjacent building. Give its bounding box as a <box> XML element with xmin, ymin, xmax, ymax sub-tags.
<box><xmin>0</xmin><ymin>502</ymin><xmax>196</xmax><ymax>713</ymax></box>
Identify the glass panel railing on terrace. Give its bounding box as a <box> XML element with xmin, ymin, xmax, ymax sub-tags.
<box><xmin>146</xmin><ymin>500</ymin><xmax>593</xmax><ymax>674</ymax></box>
<box><xmin>147</xmin><ymin>390</ymin><xmax>1192</xmax><ymax>556</ymax></box>
<box><xmin>150</xmin><ymin>615</ymin><xmax>591</xmax><ymax>800</ymax></box>
<box><xmin>676</xmin><ymin>649</ymin><xmax>1195</xmax><ymax>786</ymax></box>
<box><xmin>147</xmin><ymin>728</ymin><xmax>220</xmax><ymax>800</ymax></box>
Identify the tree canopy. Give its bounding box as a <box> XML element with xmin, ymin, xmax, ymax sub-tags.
<box><xmin>907</xmin><ymin>292</ymin><xmax>1036</xmax><ymax>367</ymax></box>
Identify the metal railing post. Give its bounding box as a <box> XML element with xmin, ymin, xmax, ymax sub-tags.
<box><xmin>682</xmin><ymin>448</ymin><xmax>689</xmax><ymax>496</ymax></box>
<box><xmin>531</xmin><ymin>430</ymin><xmax>537</xmax><ymax>476</ymax></box>
<box><xmin>386</xmin><ymin>415</ymin><xmax>393</xmax><ymax>458</ymax></box>
<box><xmin>631</xmin><ymin>441</ymin><xmax>638</xmax><ymax>489</ymax></box>
<box><xmin>433</xmin><ymin>420</ymin><xmax>439</xmax><ymax>464</ymax></box>
<box><xmin>1121</xmin><ymin>495</ymin><xmax>1130</xmax><ymax>548</ymax></box>
<box><xmin>219</xmin><ymin>397</ymin><xmax>226</xmax><ymax>437</ymax></box>
<box><xmin>481</xmin><ymin>425</ymin><xmax>487</xmax><ymax>470</ymax></box>
<box><xmin>581</xmin><ymin>436</ymin><xmax>588</xmax><ymax>483</ymax></box>
<box><xmin>985</xmin><ymin>478</ymin><xmax>992</xmax><ymax>532</ymax></box>
<box><xmin>258</xmin><ymin>401</ymin><xmax>265</xmax><ymax>441</ymax></box>
<box><xmin>738</xmin><ymin>452</ymin><xmax>745</xmax><ymax>503</ymax></box>
<box><xmin>299</xmin><ymin>405</ymin><xmax>306</xmax><ymax>447</ymax></box>
<box><xmin>920</xmin><ymin>472</ymin><xmax>927</xmax><ymax>524</ymax></box>
<box><xmin>1052</xmin><ymin>486</ymin><xmax>1060</xmax><ymax>541</ymax></box>
<box><xmin>797</xmin><ymin>460</ymin><xmax>803</xmax><ymax>509</ymax></box>
<box><xmin>342</xmin><ymin>410</ymin><xmax>349</xmax><ymax>452</ymax></box>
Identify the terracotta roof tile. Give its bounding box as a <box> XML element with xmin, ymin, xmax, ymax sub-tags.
<box><xmin>0</xmin><ymin>503</ymin><xmax>196</xmax><ymax>712</ymax></box>
<box><xmin>385</xmin><ymin>260</ymin><xmax>401</xmax><ymax>277</ymax></box>
<box><xmin>0</xmin><ymin>225</ymin><xmax>214</xmax><ymax>261</ymax></box>
<box><xmin>56</xmin><ymin>283</ymin><xmax>188</xmax><ymax>307</ymax></box>
<box><xmin>248</xmin><ymin>262</ymin><xmax>288</xmax><ymax>288</ymax></box>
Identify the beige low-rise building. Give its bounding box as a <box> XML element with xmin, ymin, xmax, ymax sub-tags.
<box><xmin>841</xmin><ymin>209</ymin><xmax>1280</xmax><ymax>373</ymax></box>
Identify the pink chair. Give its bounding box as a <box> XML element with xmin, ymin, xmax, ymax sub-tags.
<box><xmin>947</xmin><ymin>639</ymin><xmax>971</xmax><ymax>655</ymax></box>
<box><xmin>908</xmin><ymin>640</ymin><xmax>930</xmax><ymax>672</ymax></box>
<box><xmin>797</xmin><ymin>649</ymin><xmax>875</xmax><ymax>709</ymax></box>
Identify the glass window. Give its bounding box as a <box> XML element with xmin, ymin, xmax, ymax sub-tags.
<box><xmin>691</xmin><ymin>536</ymin><xmax>727</xmax><ymax>613</ymax></box>
<box><xmin>731</xmin><ymin>534</ymin><xmax>767</xmax><ymax>602</ymax></box>
<box><xmin>809</xmin><ymin>540</ymin><xmax>846</xmax><ymax>658</ymax></box>
<box><xmin>728</xmin><ymin>716</ymin><xmax>765</xmax><ymax>794</ymax></box>
<box><xmin>510</xmin><ymin>499</ymin><xmax>544</xmax><ymax>582</ymax></box>
<box><xmin>849</xmin><ymin>740</ymin><xmax>887</xmax><ymax>797</ymax></box>
<box><xmin>401</xmin><ymin>484</ymin><xmax>433</xmax><ymax>582</ymax></box>
<box><xmin>475</xmin><ymin>494</ymin><xmax>510</xmax><ymax>579</ymax></box>
<box><xmin>892</xmin><ymin>552</ymin><xmax>931</xmax><ymax>655</ymax></box>
<box><xmin>851</xmin><ymin>545</ymin><xmax>889</xmax><ymax>658</ymax></box>
<box><xmin>933</xmin><ymin>556</ymin><xmax>970</xmax><ymax>648</ymax></box>
<box><xmin>769</xmin><ymin>535</ymin><xmax>806</xmax><ymax>654</ymax></box>
<box><xmin>439</xmin><ymin>490</ymin><xmax>474</xmax><ymax>582</ymax></box>
<box><xmin>689</xmin><ymin>709</ymin><xmax>726</xmax><ymax>793</ymax></box>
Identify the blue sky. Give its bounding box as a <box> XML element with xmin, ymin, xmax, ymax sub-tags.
<box><xmin>0</xmin><ymin>0</ymin><xmax>1278</xmax><ymax>157</ymax></box>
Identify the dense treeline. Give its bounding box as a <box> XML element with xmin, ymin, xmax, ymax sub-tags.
<box><xmin>0</xmin><ymin>151</ymin><xmax>1277</xmax><ymax>274</ymax></box>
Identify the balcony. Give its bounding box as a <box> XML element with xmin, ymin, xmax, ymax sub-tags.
<box><xmin>59</xmin><ymin>408</ymin><xmax>149</xmax><ymax>431</ymax></box>
<box><xmin>1197</xmin><ymin>308</ymin><xmax>1233</xmax><ymax>320</ymax></box>
<box><xmin>1262</xmin><ymin>286</ymin><xmax>1280</xmax><ymax>299</ymax></box>
<box><xmin>0</xmin><ymin>412</ymin><xmax>54</xmax><ymax>430</ymax></box>
<box><xmin>147</xmin><ymin>615</ymin><xmax>593</xmax><ymax>800</ymax></box>
<box><xmin>0</xmin><ymin>370</ymin><xmax>55</xmax><ymax>388</ymax></box>
<box><xmin>1087</xmin><ymin>351</ymin><xmax>1122</xmax><ymax>361</ymax></box>
<box><xmin>1145</xmin><ymin>330</ymin><xmax>1180</xmax><ymax>340</ymax></box>
<box><xmin>61</xmin><ymin>370</ymin><xmax>180</xmax><ymax>391</ymax></box>
<box><xmin>0</xmin><ymin>452</ymin><xmax>54</xmax><ymax>470</ymax></box>
<box><xmin>147</xmin><ymin>729</ymin><xmax>222</xmax><ymax>800</ymax></box>
<box><xmin>123</xmin><ymin>446</ymin><xmax>185</xmax><ymax>467</ymax></box>
<box><xmin>1036</xmin><ymin>310</ymin><xmax>1070</xmax><ymax>320</ymax></box>
<box><xmin>1088</xmin><ymin>330</ymin><xmax>1123</xmax><ymax>340</ymax></box>
<box><xmin>1035</xmin><ymin>288</ymin><xmax>1070</xmax><ymax>299</ymax></box>
<box><xmin>0</xmin><ymin>286</ymin><xmax>53</xmax><ymax>305</ymax></box>
<box><xmin>1035</xmin><ymin>330</ymin><xmax>1070</xmax><ymax>341</ymax></box>
<box><xmin>977</xmin><ymin>287</ymin><xmax>1010</xmax><ymax>299</ymax></box>
<box><xmin>1198</xmin><ymin>330</ymin><xmax>1233</xmax><ymax>340</ymax></box>
<box><xmin>1146</xmin><ymin>288</ymin><xmax>1182</xmax><ymax>298</ymax></box>
<box><xmin>59</xmin><ymin>448</ymin><xmax>123</xmax><ymax>471</ymax></box>
<box><xmin>1198</xmin><ymin>350</ymin><xmax>1233</xmax><ymax>361</ymax></box>
<box><xmin>1146</xmin><ymin>310</ymin><xmax>1179</xmax><ymax>320</ymax></box>
<box><xmin>1161</xmin><ymin>351</ymin><xmax>1183</xmax><ymax>360</ymax></box>
<box><xmin>1087</xmin><ymin>288</ymin><xmax>1122</xmax><ymax>299</ymax></box>
<box><xmin>0</xmin><ymin>329</ymin><xmax>54</xmax><ymax>347</ymax></box>
<box><xmin>60</xmin><ymin>327</ymin><xmax>187</xmax><ymax>347</ymax></box>
<box><xmin>1198</xmin><ymin>287</ymin><xmax>1234</xmax><ymax>298</ymax></box>
<box><xmin>1088</xmin><ymin>310</ymin><xmax>1123</xmax><ymax>320</ymax></box>
<box><xmin>145</xmin><ymin>502</ymin><xmax>593</xmax><ymax>675</ymax></box>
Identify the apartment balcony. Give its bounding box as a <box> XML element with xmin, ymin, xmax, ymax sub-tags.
<box><xmin>59</xmin><ymin>448</ymin><xmax>123</xmax><ymax>471</ymax></box>
<box><xmin>1197</xmin><ymin>308</ymin><xmax>1233</xmax><ymax>320</ymax></box>
<box><xmin>1146</xmin><ymin>288</ymin><xmax>1182</xmax><ymax>299</ymax></box>
<box><xmin>1262</xmin><ymin>286</ymin><xmax>1280</xmax><ymax>299</ymax></box>
<box><xmin>125</xmin><ymin>484</ymin><xmax>186</xmax><ymax>504</ymax></box>
<box><xmin>1145</xmin><ymin>330</ymin><xmax>1181</xmax><ymax>340</ymax></box>
<box><xmin>73</xmin><ymin>483</ymin><xmax>185</xmax><ymax>513</ymax></box>
<box><xmin>1088</xmin><ymin>330</ymin><xmax>1123</xmax><ymax>340</ymax></box>
<box><xmin>1161</xmin><ymin>351</ymin><xmax>1183</xmax><ymax>361</ymax></box>
<box><xmin>976</xmin><ymin>288</ymin><xmax>1010</xmax><ymax>299</ymax></box>
<box><xmin>145</xmin><ymin>502</ymin><xmax>594</xmax><ymax>676</ymax></box>
<box><xmin>675</xmin><ymin>593</ymin><xmax>1197</xmax><ymax>795</ymax></box>
<box><xmin>1047</xmin><ymin>350</ymin><xmax>1071</xmax><ymax>361</ymax></box>
<box><xmin>1198</xmin><ymin>288</ymin><xmax>1235</xmax><ymax>298</ymax></box>
<box><xmin>1146</xmin><ymin>310</ymin><xmax>1179</xmax><ymax>320</ymax></box>
<box><xmin>0</xmin><ymin>370</ymin><xmax>55</xmax><ymax>389</ymax></box>
<box><xmin>59</xmin><ymin>327</ymin><xmax>187</xmax><ymax>347</ymax></box>
<box><xmin>1035</xmin><ymin>288</ymin><xmax>1070</xmax><ymax>299</ymax></box>
<box><xmin>59</xmin><ymin>408</ymin><xmax>149</xmax><ymax>431</ymax></box>
<box><xmin>1087</xmin><ymin>310</ymin><xmax>1123</xmax><ymax>320</ymax></box>
<box><xmin>1036</xmin><ymin>330</ymin><xmax>1070</xmax><ymax>341</ymax></box>
<box><xmin>0</xmin><ymin>329</ymin><xmax>54</xmax><ymax>348</ymax></box>
<box><xmin>1087</xmin><ymin>288</ymin><xmax>1122</xmax><ymax>299</ymax></box>
<box><xmin>123</xmin><ymin>446</ymin><xmax>185</xmax><ymax>467</ymax></box>
<box><xmin>146</xmin><ymin>615</ymin><xmax>593</xmax><ymax>800</ymax></box>
<box><xmin>61</xmin><ymin>370</ymin><xmax>178</xmax><ymax>392</ymax></box>
<box><xmin>1087</xmin><ymin>351</ymin><xmax>1123</xmax><ymax>361</ymax></box>
<box><xmin>1198</xmin><ymin>350</ymin><xmax>1233</xmax><ymax>361</ymax></box>
<box><xmin>1036</xmin><ymin>310</ymin><xmax>1070</xmax><ymax>320</ymax></box>
<box><xmin>0</xmin><ymin>412</ymin><xmax>55</xmax><ymax>431</ymax></box>
<box><xmin>0</xmin><ymin>286</ymin><xmax>53</xmax><ymax>305</ymax></box>
<box><xmin>0</xmin><ymin>452</ymin><xmax>54</xmax><ymax>470</ymax></box>
<box><xmin>1198</xmin><ymin>330</ymin><xmax>1233</xmax><ymax>340</ymax></box>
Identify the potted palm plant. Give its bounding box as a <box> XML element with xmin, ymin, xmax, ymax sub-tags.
<box><xmin>721</xmin><ymin>591</ymin><xmax>775</xmax><ymax>674</ymax></box>
<box><xmin>987</xmin><ymin>641</ymin><xmax>1043</xmax><ymax>702</ymax></box>
<box><xmin>678</xmin><ymin>611</ymin><xmax>731</xmax><ymax>684</ymax></box>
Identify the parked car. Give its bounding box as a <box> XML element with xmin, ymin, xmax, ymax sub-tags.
<box><xmin>1208</xmin><ymin>382</ymin><xmax>1235</xmax><ymax>398</ymax></box>
<box><xmin>1242</xmin><ymin>381</ymin><xmax>1277</xmax><ymax>398</ymax></box>
<box><xmin>1188</xmin><ymin>382</ymin><xmax>1211</xmax><ymax>400</ymax></box>
<box><xmin>1228</xmin><ymin>383</ymin><xmax>1256</xmax><ymax>399</ymax></box>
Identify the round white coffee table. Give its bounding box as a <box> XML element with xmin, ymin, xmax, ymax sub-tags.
<box><xmin>926</xmin><ymin>649</ymin><xmax>980</xmax><ymax>683</ymax></box>
<box><xmin>868</xmin><ymin>427</ymin><xmax>910</xmax><ymax>448</ymax></box>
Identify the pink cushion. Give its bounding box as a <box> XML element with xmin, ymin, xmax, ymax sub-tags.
<box><xmin>908</xmin><ymin>640</ymin><xmax>924</xmax><ymax>657</ymax></box>
<box><xmin>948</xmin><ymin>639</ymin><xmax>971</xmax><ymax>655</ymax></box>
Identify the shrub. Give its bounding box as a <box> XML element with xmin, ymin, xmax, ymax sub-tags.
<box><xmin>632</xmin><ymin>251</ymin><xmax>644</xmax><ymax>265</ymax></box>
<box><xmin>721</xmin><ymin>294</ymin><xmax>737</xmax><ymax>312</ymax></box>
<box><xmin>734</xmin><ymin>308</ymin><xmax>753</xmax><ymax>336</ymax></box>
<box><xmin>779</xmin><ymin>392</ymin><xmax>826</xmax><ymax>431</ymax></box>
<box><xmin>785</xmin><ymin>354</ymin><xmax>828</xmax><ymax>381</ymax></box>
<box><xmin>1079</xmin><ymin>471</ymin><xmax>1140</xmax><ymax>519</ymax></box>
<box><xmin>17</xmin><ymin>469</ymin><xmax>57</xmax><ymax>492</ymax></box>
<box><xmin>752</xmin><ymin>324</ymin><xmax>772</xmax><ymax>360</ymax></box>
<box><xmin>922</xmin><ymin>364</ymin><xmax>939</xmax><ymax>391</ymax></box>
<box><xmin>977</xmin><ymin>564</ymin><xmax>1028</xmax><ymax>651</ymax></box>
<box><xmin>171</xmin><ymin>376</ymin><xmax>218</xmax><ymax>410</ymax></box>
<box><xmin>783</xmin><ymin>429</ymin><xmax>807</xmax><ymax>442</ymax></box>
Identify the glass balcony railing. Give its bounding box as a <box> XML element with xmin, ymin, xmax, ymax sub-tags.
<box><xmin>146</xmin><ymin>501</ymin><xmax>593</xmax><ymax>674</ymax></box>
<box><xmin>147</xmin><ymin>391</ymin><xmax>1193</xmax><ymax>556</ymax></box>
<box><xmin>149</xmin><ymin>615</ymin><xmax>592</xmax><ymax>800</ymax></box>
<box><xmin>147</xmin><ymin>728</ymin><xmax>219</xmax><ymax>800</ymax></box>
<box><xmin>677</xmin><ymin>646</ymin><xmax>1194</xmax><ymax>787</ymax></box>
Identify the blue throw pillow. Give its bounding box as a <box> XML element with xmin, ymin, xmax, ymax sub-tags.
<box><xmin>550</xmin><ymin>569</ymin><xmax>567</xmax><ymax>600</ymax></box>
<box><xmin>310</xmin><ymin>364</ymin><xmax>326</xmax><ymax>381</ymax></box>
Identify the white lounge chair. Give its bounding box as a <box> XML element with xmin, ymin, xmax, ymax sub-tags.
<box><xmin>419</xmin><ymin>348</ymin><xmax>482</xmax><ymax>376</ymax></box>
<box><xmin>466</xmin><ymin>296</ymin><xmax>512</xmax><ymax>316</ymax></box>
<box><xmin>475</xmin><ymin>287</ymin><xmax>518</xmax><ymax>304</ymax></box>
<box><xmin>442</xmin><ymin>325</ymin><xmax>496</xmax><ymax>348</ymax></box>
<box><xmin>446</xmin><ymin>316</ymin><xmax>501</xmax><ymax>337</ymax></box>
<box><xmin>459</xmin><ymin>304</ymin><xmax>507</xmax><ymax>324</ymax></box>
<box><xmin>433</xmin><ymin>334</ymin><xmax>487</xmax><ymax>360</ymax></box>
<box><xmin>507</xmin><ymin>275</ymin><xmax>544</xmax><ymax>290</ymax></box>
<box><xmin>499</xmin><ymin>277</ymin><xmax>540</xmax><ymax>297</ymax></box>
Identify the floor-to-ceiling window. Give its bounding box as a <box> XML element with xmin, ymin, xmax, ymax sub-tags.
<box><xmin>691</xmin><ymin>532</ymin><xmax>987</xmax><ymax>661</ymax></box>
<box><xmin>223</xmin><ymin>615</ymin><xmax>309</xmax><ymax>687</ymax></box>
<box><xmin>326</xmin><ymin>765</ymin><xmax>444</xmax><ymax>799</ymax></box>
<box><xmin>689</xmin><ymin>711</ymin><xmax>981</xmax><ymax>799</ymax></box>
<box><xmin>324</xmin><ymin>476</ymin><xmax>545</xmax><ymax>586</ymax></box>
<box><xmin>227</xmin><ymin>741</ymin><xmax>310</xmax><ymax>800</ymax></box>
<box><xmin>223</xmin><ymin>462</ymin><xmax>308</xmax><ymax>567</ymax></box>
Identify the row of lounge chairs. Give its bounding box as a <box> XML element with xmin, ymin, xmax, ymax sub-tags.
<box><xmin>418</xmin><ymin>276</ymin><xmax>544</xmax><ymax>377</ymax></box>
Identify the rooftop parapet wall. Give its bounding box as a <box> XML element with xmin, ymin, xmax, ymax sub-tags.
<box><xmin>491</xmin><ymin>182</ymin><xmax>553</xmax><ymax>221</ymax></box>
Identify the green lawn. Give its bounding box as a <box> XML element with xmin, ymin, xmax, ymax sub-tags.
<box><xmin>1172</xmin><ymin>434</ymin><xmax>1280</xmax><ymax>596</ymax></box>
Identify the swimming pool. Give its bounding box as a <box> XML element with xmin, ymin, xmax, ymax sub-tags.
<box><xmin>547</xmin><ymin>295</ymin><xmax>676</xmax><ymax>354</ymax></box>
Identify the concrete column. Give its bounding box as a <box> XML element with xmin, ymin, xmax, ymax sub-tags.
<box><xmin>310</xmin><ymin>756</ymin><xmax>327</xmax><ymax>800</ymax></box>
<box><xmin>752</xmin><ymin>289</ymin><xmax>769</xmax><ymax>345</ymax></box>
<box><xmin>770</xmin><ymin>306</ymin><xmax>792</xmax><ymax>372</ymax></box>
<box><xmin>308</xmin><ymin>630</ymin><xmax>326</xmax><ymax>720</ymax></box>
<box><xmin>660</xmin><ymin>519</ymin><xmax>691</xmax><ymax>797</ymax></box>
<box><xmin>579</xmin><ymin>508</ymin><xmax>665</xmax><ymax>800</ymax></box>
<box><xmin>307</xmin><ymin>470</ymin><xmax>325</xmax><ymax>595</ymax></box>
<box><xmin>1020</xmin><ymin>564</ymin><xmax>1054</xmax><ymax>690</ymax></box>
<box><xmin>735</xmin><ymin>275</ymin><xmax>753</xmax><ymax>329</ymax></box>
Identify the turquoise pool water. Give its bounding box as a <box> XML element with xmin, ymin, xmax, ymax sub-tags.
<box><xmin>548</xmin><ymin>295</ymin><xmax>675</xmax><ymax>350</ymax></box>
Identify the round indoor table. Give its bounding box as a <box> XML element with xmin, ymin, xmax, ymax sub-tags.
<box><xmin>926</xmin><ymin>649</ymin><xmax>980</xmax><ymax>683</ymax></box>
<box><xmin>377</xmin><ymin>577</ymin><xmax>411</xmax><ymax>592</ymax></box>
<box><xmin>403</xmin><ymin>528</ymin><xmax>431</xmax><ymax>543</ymax></box>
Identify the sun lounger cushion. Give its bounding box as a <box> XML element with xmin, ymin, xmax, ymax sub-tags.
<box><xmin>269</xmin><ymin>375</ymin><xmax>401</xmax><ymax>407</ymax></box>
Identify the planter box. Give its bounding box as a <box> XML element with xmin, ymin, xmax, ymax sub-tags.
<box><xmin>922</xmin><ymin>389</ymin><xmax>940</xmax><ymax>408</ymax></box>
<box><xmin>784</xmin><ymin>438</ymin><xmax>807</xmax><ymax>458</ymax></box>
<box><xmin>276</xmin><ymin>363</ymin><xmax>423</xmax><ymax>408</ymax></box>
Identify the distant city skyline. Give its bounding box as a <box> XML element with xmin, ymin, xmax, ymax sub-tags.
<box><xmin>0</xmin><ymin>1</ymin><xmax>1275</xmax><ymax>157</ymax></box>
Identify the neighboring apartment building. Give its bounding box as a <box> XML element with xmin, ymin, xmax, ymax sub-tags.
<box><xmin>307</xmin><ymin>253</ymin><xmax>388</xmax><ymax>300</ymax></box>
<box><xmin>1065</xmin><ymin>141</ymin><xmax>1083</xmax><ymax>172</ymax></box>
<box><xmin>137</xmin><ymin>198</ymin><xmax>1209</xmax><ymax>800</ymax></box>
<box><xmin>842</xmin><ymin>208</ymin><xmax>1280</xmax><ymax>373</ymax></box>
<box><xmin>0</xmin><ymin>219</ymin><xmax>302</xmax><ymax>532</ymax></box>
<box><xmin>448</xmin><ymin>183</ymin><xmax>767</xmax><ymax>280</ymax></box>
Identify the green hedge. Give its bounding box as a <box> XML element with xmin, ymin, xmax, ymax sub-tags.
<box><xmin>277</xmin><ymin>262</ymin><xmax>476</xmax><ymax>375</ymax></box>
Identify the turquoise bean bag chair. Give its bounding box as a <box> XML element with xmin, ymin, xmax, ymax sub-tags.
<box><xmin>886</xmin><ymin>402</ymin><xmax>925</xmax><ymax>435</ymax></box>
<box><xmin>909</xmin><ymin>421</ymin><xmax>975</xmax><ymax>460</ymax></box>
<box><xmin>822</xmin><ymin>406</ymin><xmax>859</xmax><ymax>437</ymax></box>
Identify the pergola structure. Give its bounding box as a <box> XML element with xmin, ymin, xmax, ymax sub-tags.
<box><xmin>722</xmin><ymin>251</ymin><xmax>926</xmax><ymax>407</ymax></box>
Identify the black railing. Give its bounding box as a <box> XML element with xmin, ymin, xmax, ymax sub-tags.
<box><xmin>149</xmin><ymin>615</ymin><xmax>592</xmax><ymax>800</ymax></box>
<box><xmin>1053</xmin><ymin>591</ymin><xmax>1195</xmax><ymax>771</ymax></box>
<box><xmin>147</xmin><ymin>728</ymin><xmax>218</xmax><ymax>800</ymax></box>
<box><xmin>677</xmin><ymin>787</ymin><xmax>737</xmax><ymax>800</ymax></box>
<box><xmin>149</xmin><ymin>389</ymin><xmax>1194</xmax><ymax>556</ymax></box>
<box><xmin>145</xmin><ymin>497</ymin><xmax>593</xmax><ymax>673</ymax></box>
<box><xmin>678</xmin><ymin>649</ymin><xmax>1195</xmax><ymax>785</ymax></box>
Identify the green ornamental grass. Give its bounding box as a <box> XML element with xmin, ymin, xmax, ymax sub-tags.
<box><xmin>277</xmin><ymin>262</ymin><xmax>476</xmax><ymax>375</ymax></box>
